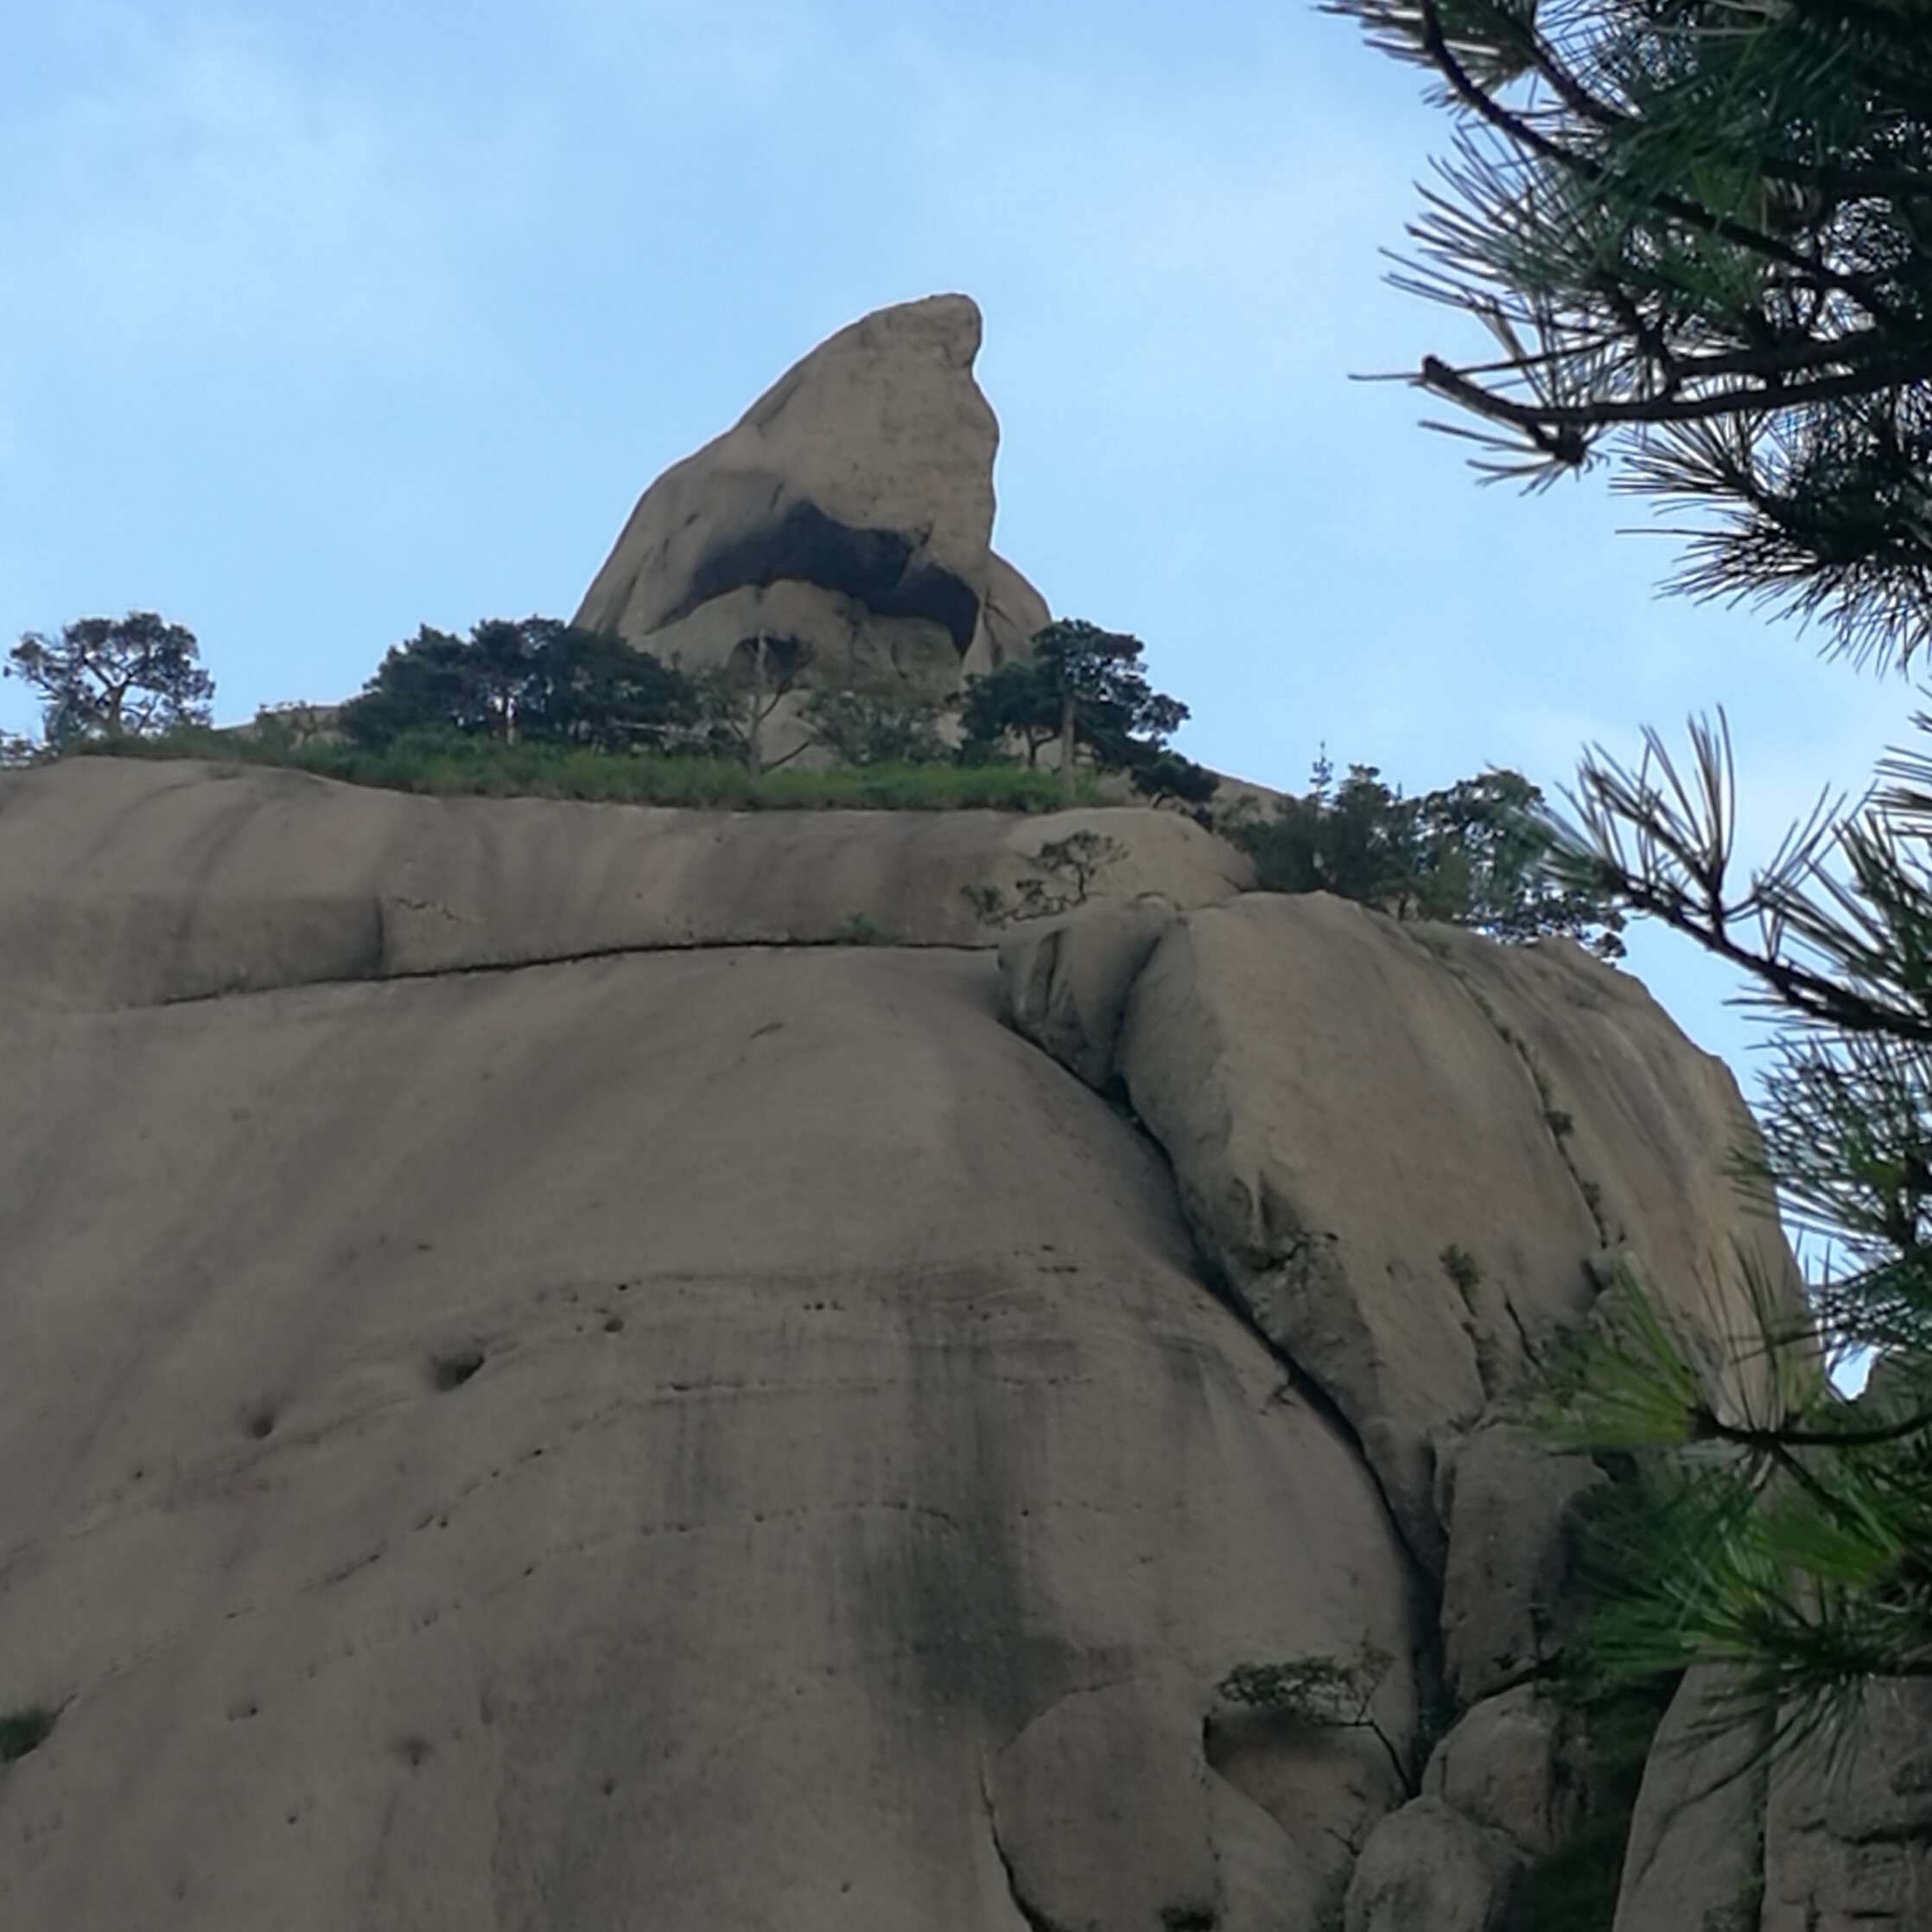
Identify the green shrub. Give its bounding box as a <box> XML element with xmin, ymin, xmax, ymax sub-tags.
<box><xmin>801</xmin><ymin>683</ymin><xmax>946</xmax><ymax>766</ymax></box>
<box><xmin>1226</xmin><ymin>754</ymin><xmax>1624</xmax><ymax>958</ymax></box>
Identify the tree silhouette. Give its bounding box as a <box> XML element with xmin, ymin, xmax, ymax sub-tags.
<box><xmin>8</xmin><ymin>613</ymin><xmax>214</xmax><ymax>744</ymax></box>
<box><xmin>1336</xmin><ymin>0</ymin><xmax>1932</xmax><ymax>664</ymax></box>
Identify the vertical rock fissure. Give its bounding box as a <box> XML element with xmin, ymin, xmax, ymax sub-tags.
<box><xmin>1104</xmin><ymin>1082</ymin><xmax>1441</xmax><ymax>1630</ymax></box>
<box><xmin>980</xmin><ymin>1765</ymin><xmax>1070</xmax><ymax>1932</ymax></box>
<box><xmin>1087</xmin><ymin>1058</ymin><xmax>1449</xmax><ymax>1807</ymax></box>
<box><xmin>1415</xmin><ymin>937</ymin><xmax>1615</xmax><ymax>1260</ymax></box>
<box><xmin>1177</xmin><ymin>1231</ymin><xmax>1446</xmax><ymax>1801</ymax></box>
<box><xmin>1145</xmin><ymin>1173</ymin><xmax>1429</xmax><ymax>1567</ymax></box>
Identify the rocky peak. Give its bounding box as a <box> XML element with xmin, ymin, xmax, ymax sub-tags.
<box><xmin>574</xmin><ymin>293</ymin><xmax>1049</xmax><ymax>702</ymax></box>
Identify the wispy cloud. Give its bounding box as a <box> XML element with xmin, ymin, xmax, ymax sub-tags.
<box><xmin>0</xmin><ymin>11</ymin><xmax>545</xmax><ymax>398</ymax></box>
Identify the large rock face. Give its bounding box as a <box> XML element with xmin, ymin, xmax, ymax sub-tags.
<box><xmin>575</xmin><ymin>294</ymin><xmax>1048</xmax><ymax>702</ymax></box>
<box><xmin>4</xmin><ymin>759</ymin><xmax>1894</xmax><ymax>1928</ymax></box>
<box><xmin>1001</xmin><ymin>893</ymin><xmax>1802</xmax><ymax>1592</ymax></box>
<box><xmin>0</xmin><ymin>758</ymin><xmax>1250</xmax><ymax>1010</ymax></box>
<box><xmin>0</xmin><ymin>764</ymin><xmax>1382</xmax><ymax>1932</ymax></box>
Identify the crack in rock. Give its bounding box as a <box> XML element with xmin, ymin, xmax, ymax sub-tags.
<box><xmin>981</xmin><ymin>1763</ymin><xmax>1069</xmax><ymax>1932</ymax></box>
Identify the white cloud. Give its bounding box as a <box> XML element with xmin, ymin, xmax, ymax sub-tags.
<box><xmin>0</xmin><ymin>12</ymin><xmax>546</xmax><ymax>397</ymax></box>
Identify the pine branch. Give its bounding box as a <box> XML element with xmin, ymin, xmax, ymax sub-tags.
<box><xmin>1418</xmin><ymin>343</ymin><xmax>1932</xmax><ymax>442</ymax></box>
<box><xmin>1408</xmin><ymin>1</ymin><xmax>1910</xmax><ymax>326</ymax></box>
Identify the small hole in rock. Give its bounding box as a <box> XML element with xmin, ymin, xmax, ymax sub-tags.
<box><xmin>429</xmin><ymin>1349</ymin><xmax>486</xmax><ymax>1393</ymax></box>
<box><xmin>246</xmin><ymin>1409</ymin><xmax>276</xmax><ymax>1440</ymax></box>
<box><xmin>603</xmin><ymin>1315</ymin><xmax>625</xmax><ymax>1334</ymax></box>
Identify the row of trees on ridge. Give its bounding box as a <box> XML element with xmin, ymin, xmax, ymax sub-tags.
<box><xmin>6</xmin><ymin>607</ymin><xmax>1630</xmax><ymax>956</ymax></box>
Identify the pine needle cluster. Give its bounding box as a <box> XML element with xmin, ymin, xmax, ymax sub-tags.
<box><xmin>1532</xmin><ymin>713</ymin><xmax>1932</xmax><ymax>1757</ymax></box>
<box><xmin>1333</xmin><ymin>0</ymin><xmax>1932</xmax><ymax>664</ymax></box>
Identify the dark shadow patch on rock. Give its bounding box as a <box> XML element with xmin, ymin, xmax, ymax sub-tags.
<box><xmin>428</xmin><ymin>1348</ymin><xmax>486</xmax><ymax>1392</ymax></box>
<box><xmin>677</xmin><ymin>501</ymin><xmax>982</xmax><ymax>652</ymax></box>
<box><xmin>0</xmin><ymin>1705</ymin><xmax>57</xmax><ymax>1765</ymax></box>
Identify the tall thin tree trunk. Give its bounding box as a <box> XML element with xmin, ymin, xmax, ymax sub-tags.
<box><xmin>746</xmin><ymin>633</ymin><xmax>767</xmax><ymax>781</ymax></box>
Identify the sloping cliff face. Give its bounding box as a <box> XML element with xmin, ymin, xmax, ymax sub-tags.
<box><xmin>0</xmin><ymin>760</ymin><xmax>1798</xmax><ymax>1929</ymax></box>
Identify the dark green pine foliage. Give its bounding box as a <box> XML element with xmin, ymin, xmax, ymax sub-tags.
<box><xmin>1331</xmin><ymin>0</ymin><xmax>1932</xmax><ymax>666</ymax></box>
<box><xmin>1233</xmin><ymin>752</ymin><xmax>1626</xmax><ymax>956</ymax></box>
<box><xmin>1528</xmin><ymin>713</ymin><xmax>1932</xmax><ymax>1757</ymax></box>
<box><xmin>7</xmin><ymin>613</ymin><xmax>215</xmax><ymax>745</ymax></box>
<box><xmin>961</xmin><ymin>619</ymin><xmax>1215</xmax><ymax>804</ymax></box>
<box><xmin>340</xmin><ymin>618</ymin><xmax>702</xmax><ymax>753</ymax></box>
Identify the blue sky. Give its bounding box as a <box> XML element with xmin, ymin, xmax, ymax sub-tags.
<box><xmin>3</xmin><ymin>0</ymin><xmax>1918</xmax><ymax>1077</ymax></box>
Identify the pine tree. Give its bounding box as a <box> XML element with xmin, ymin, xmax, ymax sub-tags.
<box><xmin>1332</xmin><ymin>0</ymin><xmax>1932</xmax><ymax>664</ymax></box>
<box><xmin>960</xmin><ymin>620</ymin><xmax>1191</xmax><ymax>802</ymax></box>
<box><xmin>8</xmin><ymin>613</ymin><xmax>214</xmax><ymax>744</ymax></box>
<box><xmin>340</xmin><ymin>619</ymin><xmax>702</xmax><ymax>754</ymax></box>
<box><xmin>1230</xmin><ymin>755</ymin><xmax>1626</xmax><ymax>953</ymax></box>
<box><xmin>1534</xmin><ymin>715</ymin><xmax>1932</xmax><ymax>1751</ymax></box>
<box><xmin>1331</xmin><ymin>0</ymin><xmax>1932</xmax><ymax>1753</ymax></box>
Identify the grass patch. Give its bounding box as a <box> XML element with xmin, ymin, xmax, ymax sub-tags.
<box><xmin>67</xmin><ymin>730</ymin><xmax>1110</xmax><ymax>812</ymax></box>
<box><xmin>0</xmin><ymin>1705</ymin><xmax>56</xmax><ymax>1764</ymax></box>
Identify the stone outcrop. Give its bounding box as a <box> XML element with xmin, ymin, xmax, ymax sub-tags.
<box><xmin>574</xmin><ymin>294</ymin><xmax>1047</xmax><ymax>709</ymax></box>
<box><xmin>1614</xmin><ymin>1669</ymin><xmax>1932</xmax><ymax>1932</ymax></box>
<box><xmin>1001</xmin><ymin>892</ymin><xmax>1802</xmax><ymax>1582</ymax></box>
<box><xmin>1424</xmin><ymin>1685</ymin><xmax>1582</xmax><ymax>1859</ymax></box>
<box><xmin>0</xmin><ymin>759</ymin><xmax>1250</xmax><ymax>1011</ymax></box>
<box><xmin>1612</xmin><ymin>1670</ymin><xmax>1771</xmax><ymax>1932</ymax></box>
<box><xmin>0</xmin><ymin>761</ymin><xmax>1390</xmax><ymax>1932</ymax></box>
<box><xmin>1763</xmin><ymin>1680</ymin><xmax>1932</xmax><ymax>1931</ymax></box>
<box><xmin>8</xmin><ymin>757</ymin><xmax>1907</xmax><ymax>1928</ymax></box>
<box><xmin>1343</xmin><ymin>1796</ymin><xmax>1524</xmax><ymax>1932</ymax></box>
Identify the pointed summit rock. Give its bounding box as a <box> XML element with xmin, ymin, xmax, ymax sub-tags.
<box><xmin>574</xmin><ymin>294</ymin><xmax>1047</xmax><ymax>695</ymax></box>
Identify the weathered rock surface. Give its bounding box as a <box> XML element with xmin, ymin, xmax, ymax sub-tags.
<box><xmin>997</xmin><ymin>893</ymin><xmax>1179</xmax><ymax>1092</ymax></box>
<box><xmin>0</xmin><ymin>759</ymin><xmax>1383</xmax><ymax>1932</ymax></box>
<box><xmin>986</xmin><ymin>1674</ymin><xmax>1359</xmax><ymax>1931</ymax></box>
<box><xmin>1016</xmin><ymin>892</ymin><xmax>1597</xmax><ymax>1566</ymax></box>
<box><xmin>0</xmin><ymin>758</ymin><xmax>1250</xmax><ymax>1011</ymax></box>
<box><xmin>574</xmin><ymin>294</ymin><xmax>1045</xmax><ymax>696</ymax></box>
<box><xmin>1615</xmin><ymin>1672</ymin><xmax>1932</xmax><ymax>1932</ymax></box>
<box><xmin>2</xmin><ymin>759</ymin><xmax>1855</xmax><ymax>1929</ymax></box>
<box><xmin>1420</xmin><ymin>924</ymin><xmax>1803</xmax><ymax>1427</ymax></box>
<box><xmin>1344</xmin><ymin>1795</ymin><xmax>1523</xmax><ymax>1932</ymax></box>
<box><xmin>1002</xmin><ymin>893</ymin><xmax>1800</xmax><ymax>1592</ymax></box>
<box><xmin>0</xmin><ymin>934</ymin><xmax>1402</xmax><ymax>1927</ymax></box>
<box><xmin>1434</xmin><ymin>1423</ymin><xmax>1602</xmax><ymax>1704</ymax></box>
<box><xmin>1424</xmin><ymin>1685</ymin><xmax>1581</xmax><ymax>1859</ymax></box>
<box><xmin>1612</xmin><ymin>1670</ymin><xmax>1771</xmax><ymax>1932</ymax></box>
<box><xmin>1762</xmin><ymin>1680</ymin><xmax>1932</xmax><ymax>1932</ymax></box>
